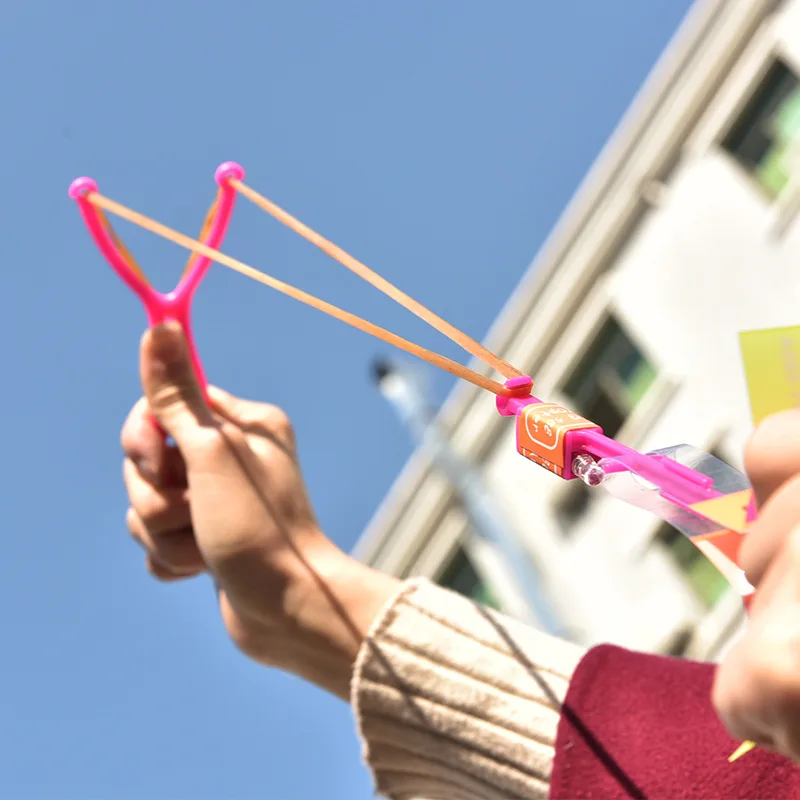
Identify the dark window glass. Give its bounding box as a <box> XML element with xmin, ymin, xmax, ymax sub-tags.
<box><xmin>437</xmin><ymin>546</ymin><xmax>500</xmax><ymax>609</ymax></box>
<box><xmin>556</xmin><ymin>316</ymin><xmax>656</xmax><ymax>528</ymax></box>
<box><xmin>722</xmin><ymin>59</ymin><xmax>800</xmax><ymax>198</ymax></box>
<box><xmin>563</xmin><ymin>316</ymin><xmax>656</xmax><ymax>439</ymax></box>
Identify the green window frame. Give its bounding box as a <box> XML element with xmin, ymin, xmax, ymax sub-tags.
<box><xmin>722</xmin><ymin>58</ymin><xmax>800</xmax><ymax>199</ymax></box>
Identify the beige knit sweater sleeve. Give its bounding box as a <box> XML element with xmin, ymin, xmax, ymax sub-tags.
<box><xmin>351</xmin><ymin>578</ymin><xmax>585</xmax><ymax>800</ymax></box>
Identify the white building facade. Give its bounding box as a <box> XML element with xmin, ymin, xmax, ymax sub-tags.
<box><xmin>355</xmin><ymin>0</ymin><xmax>800</xmax><ymax>662</ymax></box>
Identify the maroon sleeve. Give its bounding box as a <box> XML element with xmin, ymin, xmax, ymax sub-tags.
<box><xmin>550</xmin><ymin>644</ymin><xmax>800</xmax><ymax>798</ymax></box>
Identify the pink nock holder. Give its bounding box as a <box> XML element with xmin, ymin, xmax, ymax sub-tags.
<box><xmin>496</xmin><ymin>378</ymin><xmax>745</xmax><ymax>506</ymax></box>
<box><xmin>68</xmin><ymin>162</ymin><xmax>245</xmax><ymax>433</ymax></box>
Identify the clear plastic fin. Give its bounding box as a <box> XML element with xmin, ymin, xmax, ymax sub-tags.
<box><xmin>599</xmin><ymin>444</ymin><xmax>750</xmax><ymax>540</ymax></box>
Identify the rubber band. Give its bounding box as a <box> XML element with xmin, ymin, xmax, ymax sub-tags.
<box><xmin>229</xmin><ymin>178</ymin><xmax>524</xmax><ymax>381</ymax></box>
<box><xmin>81</xmin><ymin>182</ymin><xmax>531</xmax><ymax>398</ymax></box>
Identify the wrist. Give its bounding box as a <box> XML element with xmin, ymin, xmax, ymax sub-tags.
<box><xmin>280</xmin><ymin>536</ymin><xmax>401</xmax><ymax>699</ymax></box>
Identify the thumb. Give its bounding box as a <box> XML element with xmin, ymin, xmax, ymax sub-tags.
<box><xmin>140</xmin><ymin>322</ymin><xmax>215</xmax><ymax>448</ymax></box>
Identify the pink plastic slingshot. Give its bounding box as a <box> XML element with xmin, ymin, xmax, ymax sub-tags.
<box><xmin>68</xmin><ymin>162</ymin><xmax>245</xmax><ymax>413</ymax></box>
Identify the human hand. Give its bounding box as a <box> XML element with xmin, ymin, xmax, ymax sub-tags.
<box><xmin>121</xmin><ymin>322</ymin><xmax>398</xmax><ymax>698</ymax></box>
<box><xmin>713</xmin><ymin>410</ymin><xmax>800</xmax><ymax>759</ymax></box>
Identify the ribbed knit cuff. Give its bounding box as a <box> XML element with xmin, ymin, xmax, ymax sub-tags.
<box><xmin>352</xmin><ymin>578</ymin><xmax>584</xmax><ymax>799</ymax></box>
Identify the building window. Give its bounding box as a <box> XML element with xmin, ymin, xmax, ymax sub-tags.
<box><xmin>554</xmin><ymin>315</ymin><xmax>656</xmax><ymax>526</ymax></box>
<box><xmin>553</xmin><ymin>480</ymin><xmax>593</xmax><ymax>527</ymax></box>
<box><xmin>662</xmin><ymin>627</ymin><xmax>694</xmax><ymax>658</ymax></box>
<box><xmin>722</xmin><ymin>59</ymin><xmax>800</xmax><ymax>199</ymax></box>
<box><xmin>563</xmin><ymin>315</ymin><xmax>657</xmax><ymax>440</ymax></box>
<box><xmin>437</xmin><ymin>546</ymin><xmax>500</xmax><ymax>609</ymax></box>
<box><xmin>654</xmin><ymin>521</ymin><xmax>729</xmax><ymax>609</ymax></box>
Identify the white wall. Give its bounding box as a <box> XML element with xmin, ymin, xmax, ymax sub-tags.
<box><xmin>480</xmin><ymin>135</ymin><xmax>800</xmax><ymax>653</ymax></box>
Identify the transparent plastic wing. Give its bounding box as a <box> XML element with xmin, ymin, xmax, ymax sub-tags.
<box><xmin>599</xmin><ymin>444</ymin><xmax>750</xmax><ymax>538</ymax></box>
<box><xmin>598</xmin><ymin>445</ymin><xmax>753</xmax><ymax>595</ymax></box>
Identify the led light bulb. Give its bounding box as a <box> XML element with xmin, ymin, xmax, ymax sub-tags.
<box><xmin>572</xmin><ymin>453</ymin><xmax>605</xmax><ymax>486</ymax></box>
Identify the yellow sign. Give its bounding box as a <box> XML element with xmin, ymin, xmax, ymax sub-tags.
<box><xmin>739</xmin><ymin>325</ymin><xmax>800</xmax><ymax>425</ymax></box>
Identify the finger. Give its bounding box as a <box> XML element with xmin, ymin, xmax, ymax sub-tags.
<box><xmin>713</xmin><ymin>639</ymin><xmax>779</xmax><ymax>747</ymax></box>
<box><xmin>140</xmin><ymin>323</ymin><xmax>216</xmax><ymax>452</ymax></box>
<box><xmin>145</xmin><ymin>552</ymin><xmax>202</xmax><ymax>582</ymax></box>
<box><xmin>123</xmin><ymin>459</ymin><xmax>192</xmax><ymax>534</ymax></box>
<box><xmin>745</xmin><ymin>410</ymin><xmax>800</xmax><ymax>509</ymax></box>
<box><xmin>739</xmin><ymin>473</ymin><xmax>800</xmax><ymax>588</ymax></box>
<box><xmin>128</xmin><ymin>508</ymin><xmax>205</xmax><ymax>575</ymax></box>
<box><xmin>121</xmin><ymin>397</ymin><xmax>187</xmax><ymax>488</ymax></box>
<box><xmin>715</xmin><ymin>523</ymin><xmax>800</xmax><ymax>757</ymax></box>
<box><xmin>207</xmin><ymin>386</ymin><xmax>295</xmax><ymax>451</ymax></box>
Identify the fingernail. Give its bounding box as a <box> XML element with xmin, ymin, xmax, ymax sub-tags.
<box><xmin>149</xmin><ymin>322</ymin><xmax>185</xmax><ymax>366</ymax></box>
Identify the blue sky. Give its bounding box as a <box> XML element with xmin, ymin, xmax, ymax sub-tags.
<box><xmin>0</xmin><ymin>1</ymin><xmax>693</xmax><ymax>797</ymax></box>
